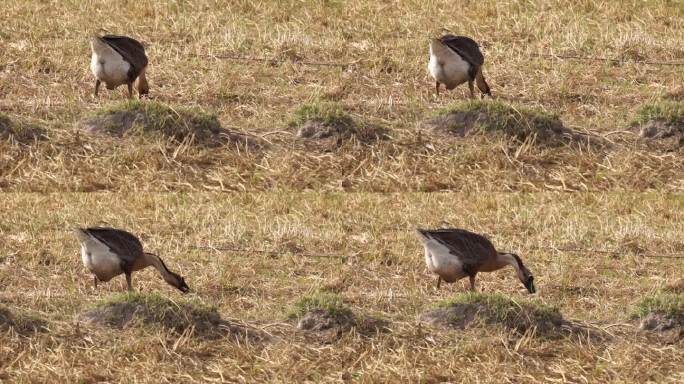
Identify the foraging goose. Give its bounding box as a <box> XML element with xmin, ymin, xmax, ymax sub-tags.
<box><xmin>428</xmin><ymin>35</ymin><xmax>491</xmax><ymax>98</ymax></box>
<box><xmin>416</xmin><ymin>228</ymin><xmax>535</xmax><ymax>293</ymax></box>
<box><xmin>90</xmin><ymin>35</ymin><xmax>149</xmax><ymax>98</ymax></box>
<box><xmin>75</xmin><ymin>227</ymin><xmax>189</xmax><ymax>293</ymax></box>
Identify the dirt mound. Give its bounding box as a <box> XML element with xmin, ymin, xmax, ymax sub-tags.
<box><xmin>633</xmin><ymin>294</ymin><xmax>684</xmax><ymax>343</ymax></box>
<box><xmin>420</xmin><ymin>101</ymin><xmax>585</xmax><ymax>147</ymax></box>
<box><xmin>639</xmin><ymin>313</ymin><xmax>683</xmax><ymax>342</ymax></box>
<box><xmin>291</xmin><ymin>101</ymin><xmax>387</xmax><ymax>142</ymax></box>
<box><xmin>637</xmin><ymin>119</ymin><xmax>684</xmax><ymax>145</ymax></box>
<box><xmin>78</xmin><ymin>101</ymin><xmax>264</xmax><ymax>148</ymax></box>
<box><xmin>0</xmin><ymin>305</ymin><xmax>47</xmax><ymax>335</ymax></box>
<box><xmin>0</xmin><ymin>113</ymin><xmax>46</xmax><ymax>144</ymax></box>
<box><xmin>77</xmin><ymin>293</ymin><xmax>259</xmax><ymax>340</ymax></box>
<box><xmin>297</xmin><ymin>308</ymin><xmax>355</xmax><ymax>331</ymax></box>
<box><xmin>296</xmin><ymin>309</ymin><xmax>389</xmax><ymax>340</ymax></box>
<box><xmin>290</xmin><ymin>292</ymin><xmax>388</xmax><ymax>340</ymax></box>
<box><xmin>633</xmin><ymin>101</ymin><xmax>684</xmax><ymax>148</ymax></box>
<box><xmin>419</xmin><ymin>293</ymin><xmax>563</xmax><ymax>336</ymax></box>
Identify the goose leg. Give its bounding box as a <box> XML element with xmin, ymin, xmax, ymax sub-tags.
<box><xmin>468</xmin><ymin>80</ymin><xmax>475</xmax><ymax>99</ymax></box>
<box><xmin>469</xmin><ymin>275</ymin><xmax>476</xmax><ymax>292</ymax></box>
<box><xmin>436</xmin><ymin>276</ymin><xmax>442</xmax><ymax>289</ymax></box>
<box><xmin>127</xmin><ymin>83</ymin><xmax>133</xmax><ymax>99</ymax></box>
<box><xmin>93</xmin><ymin>276</ymin><xmax>98</xmax><ymax>289</ymax></box>
<box><xmin>435</xmin><ymin>81</ymin><xmax>440</xmax><ymax>96</ymax></box>
<box><xmin>125</xmin><ymin>272</ymin><xmax>133</xmax><ymax>292</ymax></box>
<box><xmin>94</xmin><ymin>80</ymin><xmax>101</xmax><ymax>97</ymax></box>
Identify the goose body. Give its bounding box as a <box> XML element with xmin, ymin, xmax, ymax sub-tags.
<box><xmin>416</xmin><ymin>228</ymin><xmax>534</xmax><ymax>293</ymax></box>
<box><xmin>428</xmin><ymin>35</ymin><xmax>491</xmax><ymax>98</ymax></box>
<box><xmin>90</xmin><ymin>35</ymin><xmax>149</xmax><ymax>98</ymax></box>
<box><xmin>75</xmin><ymin>227</ymin><xmax>189</xmax><ymax>293</ymax></box>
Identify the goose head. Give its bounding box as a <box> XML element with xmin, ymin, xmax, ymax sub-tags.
<box><xmin>516</xmin><ymin>256</ymin><xmax>535</xmax><ymax>294</ymax></box>
<box><xmin>166</xmin><ymin>271</ymin><xmax>190</xmax><ymax>293</ymax></box>
<box><xmin>506</xmin><ymin>253</ymin><xmax>536</xmax><ymax>294</ymax></box>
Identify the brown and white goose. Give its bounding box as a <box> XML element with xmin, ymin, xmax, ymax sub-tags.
<box><xmin>75</xmin><ymin>227</ymin><xmax>190</xmax><ymax>293</ymax></box>
<box><xmin>428</xmin><ymin>35</ymin><xmax>491</xmax><ymax>98</ymax></box>
<box><xmin>416</xmin><ymin>228</ymin><xmax>535</xmax><ymax>293</ymax></box>
<box><xmin>90</xmin><ymin>35</ymin><xmax>149</xmax><ymax>98</ymax></box>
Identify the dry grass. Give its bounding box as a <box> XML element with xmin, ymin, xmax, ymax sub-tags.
<box><xmin>1</xmin><ymin>0</ymin><xmax>684</xmax><ymax>191</ymax></box>
<box><xmin>1</xmin><ymin>0</ymin><xmax>684</xmax><ymax>382</ymax></box>
<box><xmin>1</xmin><ymin>193</ymin><xmax>684</xmax><ymax>382</ymax></box>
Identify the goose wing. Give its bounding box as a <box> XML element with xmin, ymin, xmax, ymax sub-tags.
<box><xmin>439</xmin><ymin>35</ymin><xmax>485</xmax><ymax>67</ymax></box>
<box><xmin>100</xmin><ymin>35</ymin><xmax>148</xmax><ymax>77</ymax></box>
<box><xmin>83</xmin><ymin>227</ymin><xmax>143</xmax><ymax>268</ymax></box>
<box><xmin>418</xmin><ymin>228</ymin><xmax>496</xmax><ymax>270</ymax></box>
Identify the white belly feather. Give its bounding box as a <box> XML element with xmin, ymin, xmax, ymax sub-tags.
<box><xmin>428</xmin><ymin>45</ymin><xmax>471</xmax><ymax>89</ymax></box>
<box><xmin>79</xmin><ymin>236</ymin><xmax>122</xmax><ymax>282</ymax></box>
<box><xmin>421</xmin><ymin>237</ymin><xmax>467</xmax><ymax>282</ymax></box>
<box><xmin>90</xmin><ymin>39</ymin><xmax>131</xmax><ymax>89</ymax></box>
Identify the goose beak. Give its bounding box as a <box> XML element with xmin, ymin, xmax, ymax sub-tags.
<box><xmin>525</xmin><ymin>277</ymin><xmax>536</xmax><ymax>294</ymax></box>
<box><xmin>178</xmin><ymin>280</ymin><xmax>191</xmax><ymax>294</ymax></box>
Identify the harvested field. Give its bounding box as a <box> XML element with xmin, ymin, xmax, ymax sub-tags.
<box><xmin>1</xmin><ymin>0</ymin><xmax>684</xmax><ymax>382</ymax></box>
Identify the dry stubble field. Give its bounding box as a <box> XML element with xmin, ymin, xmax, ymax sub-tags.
<box><xmin>1</xmin><ymin>0</ymin><xmax>684</xmax><ymax>383</ymax></box>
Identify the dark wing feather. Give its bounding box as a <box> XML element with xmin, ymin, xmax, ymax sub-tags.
<box><xmin>439</xmin><ymin>35</ymin><xmax>485</xmax><ymax>67</ymax></box>
<box><xmin>101</xmin><ymin>35</ymin><xmax>148</xmax><ymax>79</ymax></box>
<box><xmin>85</xmin><ymin>227</ymin><xmax>143</xmax><ymax>269</ymax></box>
<box><xmin>421</xmin><ymin>228</ymin><xmax>497</xmax><ymax>272</ymax></box>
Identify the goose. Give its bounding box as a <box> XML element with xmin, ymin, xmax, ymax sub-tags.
<box><xmin>428</xmin><ymin>35</ymin><xmax>491</xmax><ymax>98</ymax></box>
<box><xmin>90</xmin><ymin>35</ymin><xmax>149</xmax><ymax>98</ymax></box>
<box><xmin>416</xmin><ymin>228</ymin><xmax>535</xmax><ymax>293</ymax></box>
<box><xmin>74</xmin><ymin>227</ymin><xmax>190</xmax><ymax>293</ymax></box>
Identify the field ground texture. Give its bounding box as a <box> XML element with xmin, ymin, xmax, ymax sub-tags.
<box><xmin>0</xmin><ymin>0</ymin><xmax>683</xmax><ymax>191</ymax></box>
<box><xmin>1</xmin><ymin>0</ymin><xmax>684</xmax><ymax>383</ymax></box>
<box><xmin>1</xmin><ymin>193</ymin><xmax>684</xmax><ymax>382</ymax></box>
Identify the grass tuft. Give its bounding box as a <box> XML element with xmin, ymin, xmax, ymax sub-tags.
<box><xmin>632</xmin><ymin>293</ymin><xmax>684</xmax><ymax>319</ymax></box>
<box><xmin>288</xmin><ymin>291</ymin><xmax>351</xmax><ymax>319</ymax></box>
<box><xmin>0</xmin><ymin>113</ymin><xmax>46</xmax><ymax>144</ymax></box>
<box><xmin>0</xmin><ymin>304</ymin><xmax>47</xmax><ymax>334</ymax></box>
<box><xmin>430</xmin><ymin>100</ymin><xmax>570</xmax><ymax>145</ymax></box>
<box><xmin>93</xmin><ymin>291</ymin><xmax>216</xmax><ymax>314</ymax></box>
<box><xmin>421</xmin><ymin>292</ymin><xmax>564</xmax><ymax>336</ymax></box>
<box><xmin>633</xmin><ymin>100</ymin><xmax>684</xmax><ymax>126</ymax></box>
<box><xmin>81</xmin><ymin>292</ymin><xmax>223</xmax><ymax>337</ymax></box>
<box><xmin>436</xmin><ymin>292</ymin><xmax>560</xmax><ymax>323</ymax></box>
<box><xmin>80</xmin><ymin>100</ymin><xmax>227</xmax><ymax>146</ymax></box>
<box><xmin>289</xmin><ymin>101</ymin><xmax>352</xmax><ymax>128</ymax></box>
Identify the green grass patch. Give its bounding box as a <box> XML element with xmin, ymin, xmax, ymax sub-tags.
<box><xmin>289</xmin><ymin>101</ymin><xmax>352</xmax><ymax>128</ymax></box>
<box><xmin>94</xmin><ymin>291</ymin><xmax>216</xmax><ymax>315</ymax></box>
<box><xmin>81</xmin><ymin>292</ymin><xmax>223</xmax><ymax>337</ymax></box>
<box><xmin>436</xmin><ymin>292</ymin><xmax>560</xmax><ymax>323</ymax></box>
<box><xmin>428</xmin><ymin>100</ymin><xmax>572</xmax><ymax>143</ymax></box>
<box><xmin>81</xmin><ymin>100</ymin><xmax>226</xmax><ymax>146</ymax></box>
<box><xmin>289</xmin><ymin>100</ymin><xmax>387</xmax><ymax>141</ymax></box>
<box><xmin>288</xmin><ymin>291</ymin><xmax>351</xmax><ymax>319</ymax></box>
<box><xmin>632</xmin><ymin>293</ymin><xmax>684</xmax><ymax>318</ymax></box>
<box><xmin>0</xmin><ymin>112</ymin><xmax>46</xmax><ymax>143</ymax></box>
<box><xmin>633</xmin><ymin>100</ymin><xmax>684</xmax><ymax>125</ymax></box>
<box><xmin>0</xmin><ymin>304</ymin><xmax>47</xmax><ymax>334</ymax></box>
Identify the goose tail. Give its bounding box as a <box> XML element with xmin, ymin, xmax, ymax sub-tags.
<box><xmin>73</xmin><ymin>227</ymin><xmax>90</xmax><ymax>242</ymax></box>
<box><xmin>415</xmin><ymin>228</ymin><xmax>431</xmax><ymax>242</ymax></box>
